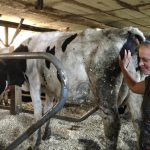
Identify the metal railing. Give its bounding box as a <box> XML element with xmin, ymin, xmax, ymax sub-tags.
<box><xmin>0</xmin><ymin>52</ymin><xmax>68</xmax><ymax>150</ymax></box>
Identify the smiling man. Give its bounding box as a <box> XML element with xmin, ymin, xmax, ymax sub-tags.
<box><xmin>119</xmin><ymin>40</ymin><xmax>150</xmax><ymax>150</ymax></box>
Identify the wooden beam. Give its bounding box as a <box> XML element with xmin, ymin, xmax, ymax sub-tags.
<box><xmin>9</xmin><ymin>85</ymin><xmax>22</xmax><ymax>115</ymax></box>
<box><xmin>9</xmin><ymin>18</ymin><xmax>24</xmax><ymax>45</ymax></box>
<box><xmin>0</xmin><ymin>38</ymin><xmax>5</xmax><ymax>47</ymax></box>
<box><xmin>9</xmin><ymin>85</ymin><xmax>17</xmax><ymax>115</ymax></box>
<box><xmin>0</xmin><ymin>20</ymin><xmax>57</xmax><ymax>32</ymax></box>
<box><xmin>4</xmin><ymin>26</ymin><xmax>9</xmax><ymax>47</ymax></box>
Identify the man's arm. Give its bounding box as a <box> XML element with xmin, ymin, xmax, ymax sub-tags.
<box><xmin>119</xmin><ymin>50</ymin><xmax>145</xmax><ymax>94</ymax></box>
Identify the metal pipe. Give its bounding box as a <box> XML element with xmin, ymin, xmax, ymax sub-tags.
<box><xmin>0</xmin><ymin>52</ymin><xmax>68</xmax><ymax>150</ymax></box>
<box><xmin>21</xmin><ymin>105</ymin><xmax>99</xmax><ymax>122</ymax></box>
<box><xmin>53</xmin><ymin>106</ymin><xmax>99</xmax><ymax>122</ymax></box>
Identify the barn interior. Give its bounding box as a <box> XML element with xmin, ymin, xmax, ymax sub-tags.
<box><xmin>0</xmin><ymin>0</ymin><xmax>150</xmax><ymax>48</ymax></box>
<box><xmin>0</xmin><ymin>0</ymin><xmax>149</xmax><ymax>150</ymax></box>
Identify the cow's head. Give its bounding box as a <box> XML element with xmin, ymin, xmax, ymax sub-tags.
<box><xmin>0</xmin><ymin>61</ymin><xmax>7</xmax><ymax>94</ymax></box>
<box><xmin>120</xmin><ymin>31</ymin><xmax>144</xmax><ymax>60</ymax></box>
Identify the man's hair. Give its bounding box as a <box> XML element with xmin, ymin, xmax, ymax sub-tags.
<box><xmin>141</xmin><ymin>40</ymin><xmax>150</xmax><ymax>44</ymax></box>
<box><xmin>141</xmin><ymin>40</ymin><xmax>150</xmax><ymax>48</ymax></box>
<box><xmin>143</xmin><ymin>40</ymin><xmax>150</xmax><ymax>44</ymax></box>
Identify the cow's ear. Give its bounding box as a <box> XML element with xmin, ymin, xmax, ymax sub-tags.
<box><xmin>135</xmin><ymin>34</ymin><xmax>144</xmax><ymax>44</ymax></box>
<box><xmin>120</xmin><ymin>32</ymin><xmax>140</xmax><ymax>59</ymax></box>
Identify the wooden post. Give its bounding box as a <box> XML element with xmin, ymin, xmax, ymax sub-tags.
<box><xmin>9</xmin><ymin>18</ymin><xmax>24</xmax><ymax>45</ymax></box>
<box><xmin>4</xmin><ymin>26</ymin><xmax>9</xmax><ymax>47</ymax></box>
<box><xmin>35</xmin><ymin>0</ymin><xmax>43</xmax><ymax>10</ymax></box>
<box><xmin>9</xmin><ymin>85</ymin><xmax>22</xmax><ymax>115</ymax></box>
<box><xmin>15</xmin><ymin>85</ymin><xmax>22</xmax><ymax>113</ymax></box>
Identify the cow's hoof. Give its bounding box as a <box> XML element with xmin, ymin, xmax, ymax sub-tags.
<box><xmin>34</xmin><ymin>146</ymin><xmax>40</xmax><ymax>150</ymax></box>
<box><xmin>27</xmin><ymin>146</ymin><xmax>33</xmax><ymax>150</ymax></box>
<box><xmin>78</xmin><ymin>138</ymin><xmax>101</xmax><ymax>150</ymax></box>
<box><xmin>27</xmin><ymin>145</ymin><xmax>40</xmax><ymax>150</ymax></box>
<box><xmin>42</xmin><ymin>129</ymin><xmax>51</xmax><ymax>140</ymax></box>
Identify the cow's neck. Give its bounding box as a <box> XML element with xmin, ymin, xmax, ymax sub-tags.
<box><xmin>4</xmin><ymin>58</ymin><xmax>26</xmax><ymax>87</ymax></box>
<box><xmin>6</xmin><ymin>71</ymin><xmax>25</xmax><ymax>87</ymax></box>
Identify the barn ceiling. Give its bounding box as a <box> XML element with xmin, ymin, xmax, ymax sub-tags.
<box><xmin>0</xmin><ymin>0</ymin><xmax>150</xmax><ymax>35</ymax></box>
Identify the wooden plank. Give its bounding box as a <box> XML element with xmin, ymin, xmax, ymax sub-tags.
<box><xmin>0</xmin><ymin>20</ymin><xmax>57</xmax><ymax>32</ymax></box>
<box><xmin>9</xmin><ymin>85</ymin><xmax>22</xmax><ymax>115</ymax></box>
<box><xmin>35</xmin><ymin>0</ymin><xmax>43</xmax><ymax>10</ymax></box>
<box><xmin>9</xmin><ymin>85</ymin><xmax>16</xmax><ymax>115</ymax></box>
<box><xmin>15</xmin><ymin>86</ymin><xmax>22</xmax><ymax>113</ymax></box>
<box><xmin>4</xmin><ymin>27</ymin><xmax>8</xmax><ymax>47</ymax></box>
<box><xmin>9</xmin><ymin>18</ymin><xmax>24</xmax><ymax>45</ymax></box>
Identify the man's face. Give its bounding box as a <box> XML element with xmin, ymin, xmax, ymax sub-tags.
<box><xmin>139</xmin><ymin>45</ymin><xmax>150</xmax><ymax>75</ymax></box>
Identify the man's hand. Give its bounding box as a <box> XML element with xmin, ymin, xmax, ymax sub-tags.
<box><xmin>119</xmin><ymin>49</ymin><xmax>132</xmax><ymax>69</ymax></box>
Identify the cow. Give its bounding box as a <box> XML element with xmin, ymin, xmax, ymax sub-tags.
<box><xmin>0</xmin><ymin>47</ymin><xmax>13</xmax><ymax>106</ymax></box>
<box><xmin>0</xmin><ymin>27</ymin><xmax>145</xmax><ymax>149</ymax></box>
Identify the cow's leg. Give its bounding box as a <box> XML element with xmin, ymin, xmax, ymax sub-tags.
<box><xmin>27</xmin><ymin>72</ymin><xmax>42</xmax><ymax>149</ymax></box>
<box><xmin>30</xmin><ymin>88</ymin><xmax>42</xmax><ymax>149</ymax></box>
<box><xmin>97</xmin><ymin>74</ymin><xmax>122</xmax><ymax>150</ymax></box>
<box><xmin>127</xmin><ymin>92</ymin><xmax>142</xmax><ymax>148</ymax></box>
<box><xmin>42</xmin><ymin>93</ymin><xmax>54</xmax><ymax>140</ymax></box>
<box><xmin>100</xmin><ymin>106</ymin><xmax>120</xmax><ymax>150</ymax></box>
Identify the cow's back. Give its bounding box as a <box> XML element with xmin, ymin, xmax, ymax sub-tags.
<box><xmin>22</xmin><ymin>27</ymin><xmax>144</xmax><ymax>105</ymax></box>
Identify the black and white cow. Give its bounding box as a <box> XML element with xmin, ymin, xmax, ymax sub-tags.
<box><xmin>0</xmin><ymin>27</ymin><xmax>145</xmax><ymax>149</ymax></box>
